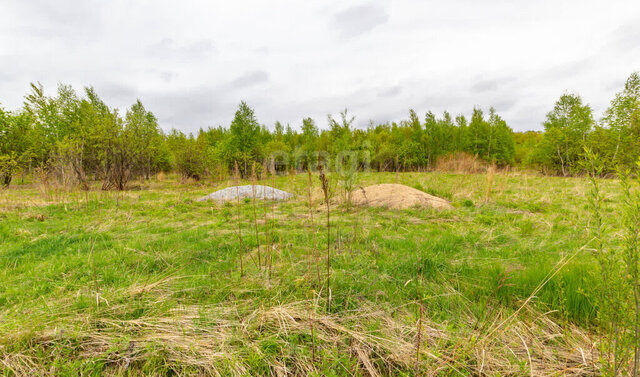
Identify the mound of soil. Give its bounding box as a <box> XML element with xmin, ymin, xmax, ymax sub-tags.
<box><xmin>197</xmin><ymin>185</ymin><xmax>294</xmax><ymax>202</ymax></box>
<box><xmin>351</xmin><ymin>184</ymin><xmax>452</xmax><ymax>210</ymax></box>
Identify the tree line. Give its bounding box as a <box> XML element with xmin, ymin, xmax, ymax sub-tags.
<box><xmin>519</xmin><ymin>72</ymin><xmax>640</xmax><ymax>176</ymax></box>
<box><xmin>0</xmin><ymin>72</ymin><xmax>638</xmax><ymax>189</ymax></box>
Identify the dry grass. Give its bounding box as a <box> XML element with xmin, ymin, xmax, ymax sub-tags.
<box><xmin>435</xmin><ymin>152</ymin><xmax>486</xmax><ymax>174</ymax></box>
<box><xmin>0</xmin><ymin>298</ymin><xmax>598</xmax><ymax>376</ymax></box>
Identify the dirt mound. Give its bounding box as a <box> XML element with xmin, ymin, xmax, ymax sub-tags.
<box><xmin>351</xmin><ymin>184</ymin><xmax>452</xmax><ymax>210</ymax></box>
<box><xmin>197</xmin><ymin>185</ymin><xmax>293</xmax><ymax>202</ymax></box>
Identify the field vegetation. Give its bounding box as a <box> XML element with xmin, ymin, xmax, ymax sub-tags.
<box><xmin>1</xmin><ymin>167</ymin><xmax>638</xmax><ymax>376</ymax></box>
<box><xmin>1</xmin><ymin>72</ymin><xmax>640</xmax><ymax>376</ymax></box>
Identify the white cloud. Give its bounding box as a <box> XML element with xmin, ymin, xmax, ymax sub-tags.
<box><xmin>0</xmin><ymin>0</ymin><xmax>639</xmax><ymax>132</ymax></box>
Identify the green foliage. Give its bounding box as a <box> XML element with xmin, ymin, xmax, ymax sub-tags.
<box><xmin>166</xmin><ymin>130</ymin><xmax>208</xmax><ymax>180</ymax></box>
<box><xmin>532</xmin><ymin>93</ymin><xmax>594</xmax><ymax>175</ymax></box>
<box><xmin>531</xmin><ymin>72</ymin><xmax>640</xmax><ymax>176</ymax></box>
<box><xmin>227</xmin><ymin>101</ymin><xmax>263</xmax><ymax>176</ymax></box>
<box><xmin>1</xmin><ymin>84</ymin><xmax>519</xmax><ymax>186</ymax></box>
<box><xmin>5</xmin><ymin>73</ymin><xmax>640</xmax><ymax>185</ymax></box>
<box><xmin>602</xmin><ymin>72</ymin><xmax>640</xmax><ymax>170</ymax></box>
<box><xmin>584</xmin><ymin>149</ymin><xmax>640</xmax><ymax>376</ymax></box>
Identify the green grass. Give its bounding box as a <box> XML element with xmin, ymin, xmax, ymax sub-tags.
<box><xmin>0</xmin><ymin>171</ymin><xmax>620</xmax><ymax>376</ymax></box>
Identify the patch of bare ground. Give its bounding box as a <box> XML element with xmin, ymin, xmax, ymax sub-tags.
<box><xmin>351</xmin><ymin>184</ymin><xmax>453</xmax><ymax>210</ymax></box>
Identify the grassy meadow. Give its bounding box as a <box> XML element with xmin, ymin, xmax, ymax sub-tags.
<box><xmin>0</xmin><ymin>171</ymin><xmax>622</xmax><ymax>376</ymax></box>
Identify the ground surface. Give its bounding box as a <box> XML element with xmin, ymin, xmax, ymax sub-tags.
<box><xmin>0</xmin><ymin>171</ymin><xmax>621</xmax><ymax>376</ymax></box>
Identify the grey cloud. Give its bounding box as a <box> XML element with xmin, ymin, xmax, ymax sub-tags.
<box><xmin>87</xmin><ymin>82</ymin><xmax>140</xmax><ymax>111</ymax></box>
<box><xmin>490</xmin><ymin>97</ymin><xmax>518</xmax><ymax>112</ymax></box>
<box><xmin>148</xmin><ymin>38</ymin><xmax>216</xmax><ymax>60</ymax></box>
<box><xmin>606</xmin><ymin>18</ymin><xmax>640</xmax><ymax>53</ymax></box>
<box><xmin>377</xmin><ymin>85</ymin><xmax>401</xmax><ymax>98</ymax></box>
<box><xmin>182</xmin><ymin>40</ymin><xmax>216</xmax><ymax>56</ymax></box>
<box><xmin>4</xmin><ymin>0</ymin><xmax>102</xmax><ymax>40</ymax></box>
<box><xmin>332</xmin><ymin>3</ymin><xmax>389</xmax><ymax>38</ymax></box>
<box><xmin>539</xmin><ymin>58</ymin><xmax>597</xmax><ymax>82</ymax></box>
<box><xmin>471</xmin><ymin>77</ymin><xmax>516</xmax><ymax>93</ymax></box>
<box><xmin>604</xmin><ymin>79</ymin><xmax>626</xmax><ymax>92</ymax></box>
<box><xmin>231</xmin><ymin>71</ymin><xmax>269</xmax><ymax>88</ymax></box>
<box><xmin>0</xmin><ymin>71</ymin><xmax>15</xmax><ymax>83</ymax></box>
<box><xmin>94</xmin><ymin>83</ymin><xmax>138</xmax><ymax>101</ymax></box>
<box><xmin>158</xmin><ymin>71</ymin><xmax>178</xmax><ymax>83</ymax></box>
<box><xmin>2</xmin><ymin>1</ymin><xmax>640</xmax><ymax>134</ymax></box>
<box><xmin>145</xmin><ymin>87</ymin><xmax>230</xmax><ymax>131</ymax></box>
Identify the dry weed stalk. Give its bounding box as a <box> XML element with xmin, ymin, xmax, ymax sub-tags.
<box><xmin>269</xmin><ymin>157</ymin><xmax>277</xmax><ymax>279</ymax></box>
<box><xmin>318</xmin><ymin>164</ymin><xmax>331</xmax><ymax>311</ymax></box>
<box><xmin>307</xmin><ymin>167</ymin><xmax>320</xmax><ymax>283</ymax></box>
<box><xmin>89</xmin><ymin>236</ymin><xmax>99</xmax><ymax>308</ymax></box>
<box><xmin>250</xmin><ymin>163</ymin><xmax>261</xmax><ymax>269</ymax></box>
<box><xmin>415</xmin><ymin>302</ymin><xmax>423</xmax><ymax>374</ymax></box>
<box><xmin>485</xmin><ymin>164</ymin><xmax>496</xmax><ymax>202</ymax></box>
<box><xmin>234</xmin><ymin>161</ymin><xmax>245</xmax><ymax>277</ymax></box>
<box><xmin>262</xmin><ymin>161</ymin><xmax>271</xmax><ymax>279</ymax></box>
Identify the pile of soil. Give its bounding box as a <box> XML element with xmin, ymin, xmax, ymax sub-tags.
<box><xmin>197</xmin><ymin>185</ymin><xmax>294</xmax><ymax>202</ymax></box>
<box><xmin>351</xmin><ymin>184</ymin><xmax>452</xmax><ymax>210</ymax></box>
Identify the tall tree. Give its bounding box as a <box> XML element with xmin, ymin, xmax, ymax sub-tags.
<box><xmin>534</xmin><ymin>93</ymin><xmax>594</xmax><ymax>175</ymax></box>
<box><xmin>487</xmin><ymin>107</ymin><xmax>515</xmax><ymax>165</ymax></box>
<box><xmin>227</xmin><ymin>101</ymin><xmax>262</xmax><ymax>176</ymax></box>
<box><xmin>602</xmin><ymin>72</ymin><xmax>640</xmax><ymax>169</ymax></box>
<box><xmin>467</xmin><ymin>107</ymin><xmax>491</xmax><ymax>159</ymax></box>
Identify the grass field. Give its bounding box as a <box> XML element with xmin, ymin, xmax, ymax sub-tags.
<box><xmin>0</xmin><ymin>171</ymin><xmax>622</xmax><ymax>376</ymax></box>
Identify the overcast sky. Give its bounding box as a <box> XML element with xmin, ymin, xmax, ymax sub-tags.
<box><xmin>1</xmin><ymin>0</ymin><xmax>639</xmax><ymax>132</ymax></box>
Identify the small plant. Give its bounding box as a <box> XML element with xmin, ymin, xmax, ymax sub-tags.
<box><xmin>584</xmin><ymin>148</ymin><xmax>639</xmax><ymax>376</ymax></box>
<box><xmin>336</xmin><ymin>152</ymin><xmax>358</xmax><ymax>209</ymax></box>
<box><xmin>619</xmin><ymin>164</ymin><xmax>640</xmax><ymax>376</ymax></box>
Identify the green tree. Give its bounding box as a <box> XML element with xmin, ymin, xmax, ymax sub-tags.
<box><xmin>124</xmin><ymin>100</ymin><xmax>164</xmax><ymax>179</ymax></box>
<box><xmin>534</xmin><ymin>93</ymin><xmax>594</xmax><ymax>175</ymax></box>
<box><xmin>300</xmin><ymin>117</ymin><xmax>319</xmax><ymax>169</ymax></box>
<box><xmin>227</xmin><ymin>101</ymin><xmax>262</xmax><ymax>176</ymax></box>
<box><xmin>167</xmin><ymin>130</ymin><xmax>208</xmax><ymax>180</ymax></box>
<box><xmin>602</xmin><ymin>72</ymin><xmax>640</xmax><ymax>170</ymax></box>
<box><xmin>487</xmin><ymin>107</ymin><xmax>515</xmax><ymax>165</ymax></box>
<box><xmin>467</xmin><ymin>107</ymin><xmax>491</xmax><ymax>159</ymax></box>
<box><xmin>0</xmin><ymin>107</ymin><xmax>31</xmax><ymax>186</ymax></box>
